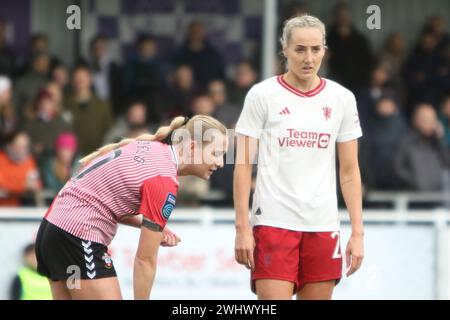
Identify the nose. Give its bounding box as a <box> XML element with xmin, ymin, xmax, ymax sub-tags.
<box><xmin>304</xmin><ymin>49</ymin><xmax>313</xmax><ymax>63</ymax></box>
<box><xmin>216</xmin><ymin>156</ymin><xmax>224</xmax><ymax>169</ymax></box>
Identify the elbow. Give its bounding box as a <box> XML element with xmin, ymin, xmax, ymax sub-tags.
<box><xmin>339</xmin><ymin>160</ymin><xmax>360</xmax><ymax>174</ymax></box>
<box><xmin>339</xmin><ymin>163</ymin><xmax>360</xmax><ymax>181</ymax></box>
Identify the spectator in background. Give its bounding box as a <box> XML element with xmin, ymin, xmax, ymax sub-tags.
<box><xmin>13</xmin><ymin>52</ymin><xmax>50</xmax><ymax>121</ymax></box>
<box><xmin>424</xmin><ymin>15</ymin><xmax>450</xmax><ymax>55</ymax></box>
<box><xmin>82</xmin><ymin>34</ymin><xmax>123</xmax><ymax>117</ymax></box>
<box><xmin>103</xmin><ymin>100</ymin><xmax>153</xmax><ymax>144</ymax></box>
<box><xmin>176</xmin><ymin>93</ymin><xmax>215</xmax><ymax>205</ymax></box>
<box><xmin>364</xmin><ymin>96</ymin><xmax>408</xmax><ymax>190</ymax></box>
<box><xmin>403</xmin><ymin>31</ymin><xmax>442</xmax><ymax>112</ymax></box>
<box><xmin>357</xmin><ymin>62</ymin><xmax>396</xmax><ymax>127</ymax></box>
<box><xmin>190</xmin><ymin>93</ymin><xmax>215</xmax><ymax>116</ymax></box>
<box><xmin>17</xmin><ymin>33</ymin><xmax>58</xmax><ymax>77</ymax></box>
<box><xmin>207</xmin><ymin>79</ymin><xmax>236</xmax><ymax>204</ymax></box>
<box><xmin>0</xmin><ymin>131</ymin><xmax>41</xmax><ymax>206</ymax></box>
<box><xmin>208</xmin><ymin>79</ymin><xmax>240</xmax><ymax>129</ymax></box>
<box><xmin>327</xmin><ymin>2</ymin><xmax>375</xmax><ymax>93</ymax></box>
<box><xmin>380</xmin><ymin>32</ymin><xmax>407</xmax><ymax>100</ymax></box>
<box><xmin>124</xmin><ymin>34</ymin><xmax>166</xmax><ymax>122</ymax></box>
<box><xmin>45</xmin><ymin>81</ymin><xmax>72</xmax><ymax>124</ymax></box>
<box><xmin>23</xmin><ymin>89</ymin><xmax>72</xmax><ymax>162</ymax></box>
<box><xmin>0</xmin><ymin>76</ymin><xmax>17</xmax><ymax>145</ymax></box>
<box><xmin>40</xmin><ymin>132</ymin><xmax>79</xmax><ymax>193</ymax></box>
<box><xmin>175</xmin><ymin>21</ymin><xmax>226</xmax><ymax>89</ymax></box>
<box><xmin>50</xmin><ymin>63</ymin><xmax>70</xmax><ymax>95</ymax></box>
<box><xmin>165</xmin><ymin>64</ymin><xmax>197</xmax><ymax>118</ymax></box>
<box><xmin>9</xmin><ymin>243</ymin><xmax>52</xmax><ymax>300</ymax></box>
<box><xmin>65</xmin><ymin>65</ymin><xmax>113</xmax><ymax>156</ymax></box>
<box><xmin>0</xmin><ymin>20</ymin><xmax>16</xmax><ymax>79</ymax></box>
<box><xmin>393</xmin><ymin>103</ymin><xmax>448</xmax><ymax>191</ymax></box>
<box><xmin>438</xmin><ymin>95</ymin><xmax>450</xmax><ymax>150</ymax></box>
<box><xmin>45</xmin><ymin>81</ymin><xmax>64</xmax><ymax>113</ymax></box>
<box><xmin>227</xmin><ymin>60</ymin><xmax>257</xmax><ymax>107</ymax></box>
<box><xmin>436</xmin><ymin>41</ymin><xmax>450</xmax><ymax>100</ymax></box>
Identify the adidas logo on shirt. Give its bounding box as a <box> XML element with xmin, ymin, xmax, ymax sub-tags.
<box><xmin>279</xmin><ymin>107</ymin><xmax>291</xmax><ymax>115</ymax></box>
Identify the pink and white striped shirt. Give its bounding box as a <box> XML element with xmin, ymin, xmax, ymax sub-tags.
<box><xmin>45</xmin><ymin>140</ymin><xmax>179</xmax><ymax>245</ymax></box>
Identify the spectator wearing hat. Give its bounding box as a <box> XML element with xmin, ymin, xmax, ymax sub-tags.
<box><xmin>40</xmin><ymin>132</ymin><xmax>79</xmax><ymax>193</ymax></box>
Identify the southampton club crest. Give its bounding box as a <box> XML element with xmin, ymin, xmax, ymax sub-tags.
<box><xmin>102</xmin><ymin>252</ymin><xmax>113</xmax><ymax>269</ymax></box>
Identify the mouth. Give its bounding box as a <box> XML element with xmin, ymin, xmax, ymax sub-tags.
<box><xmin>302</xmin><ymin>66</ymin><xmax>313</xmax><ymax>72</ymax></box>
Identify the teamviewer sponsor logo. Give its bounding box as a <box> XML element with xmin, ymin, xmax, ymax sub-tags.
<box><xmin>278</xmin><ymin>129</ymin><xmax>331</xmax><ymax>149</ymax></box>
<box><xmin>318</xmin><ymin>133</ymin><xmax>331</xmax><ymax>148</ymax></box>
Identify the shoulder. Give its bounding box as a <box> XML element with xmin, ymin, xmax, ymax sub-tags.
<box><xmin>92</xmin><ymin>95</ymin><xmax>110</xmax><ymax>107</ymax></box>
<box><xmin>246</xmin><ymin>76</ymin><xmax>279</xmax><ymax>98</ymax></box>
<box><xmin>140</xmin><ymin>175</ymin><xmax>179</xmax><ymax>193</ymax></box>
<box><xmin>323</xmin><ymin>78</ymin><xmax>356</xmax><ymax>100</ymax></box>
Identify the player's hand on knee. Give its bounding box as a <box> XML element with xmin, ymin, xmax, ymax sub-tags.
<box><xmin>234</xmin><ymin>228</ymin><xmax>256</xmax><ymax>270</ymax></box>
<box><xmin>345</xmin><ymin>234</ymin><xmax>364</xmax><ymax>277</ymax></box>
<box><xmin>161</xmin><ymin>227</ymin><xmax>181</xmax><ymax>247</ymax></box>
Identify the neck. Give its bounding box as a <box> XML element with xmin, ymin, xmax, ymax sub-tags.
<box><xmin>189</xmin><ymin>40</ymin><xmax>204</xmax><ymax>51</ymax></box>
<box><xmin>284</xmin><ymin>71</ymin><xmax>320</xmax><ymax>92</ymax></box>
<box><xmin>172</xmin><ymin>144</ymin><xmax>192</xmax><ymax>177</ymax></box>
<box><xmin>76</xmin><ymin>90</ymin><xmax>92</xmax><ymax>102</ymax></box>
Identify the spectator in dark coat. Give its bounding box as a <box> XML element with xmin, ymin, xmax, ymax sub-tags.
<box><xmin>175</xmin><ymin>21</ymin><xmax>226</xmax><ymax>89</ymax></box>
<box><xmin>123</xmin><ymin>34</ymin><xmax>167</xmax><ymax>122</ymax></box>
<box><xmin>327</xmin><ymin>3</ymin><xmax>375</xmax><ymax>94</ymax></box>
<box><xmin>393</xmin><ymin>103</ymin><xmax>449</xmax><ymax>191</ymax></box>
<box><xmin>403</xmin><ymin>31</ymin><xmax>444</xmax><ymax>113</ymax></box>
<box><xmin>80</xmin><ymin>34</ymin><xmax>123</xmax><ymax>117</ymax></box>
<box><xmin>357</xmin><ymin>62</ymin><xmax>397</xmax><ymax>128</ymax></box>
<box><xmin>227</xmin><ymin>60</ymin><xmax>257</xmax><ymax>107</ymax></box>
<box><xmin>164</xmin><ymin>64</ymin><xmax>198</xmax><ymax>118</ymax></box>
<box><xmin>0</xmin><ymin>20</ymin><xmax>17</xmax><ymax>79</ymax></box>
<box><xmin>364</xmin><ymin>96</ymin><xmax>408</xmax><ymax>190</ymax></box>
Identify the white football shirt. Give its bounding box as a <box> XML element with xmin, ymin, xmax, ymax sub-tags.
<box><xmin>235</xmin><ymin>75</ymin><xmax>362</xmax><ymax>231</ymax></box>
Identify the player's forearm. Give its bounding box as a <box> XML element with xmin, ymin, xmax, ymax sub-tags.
<box><xmin>133</xmin><ymin>256</ymin><xmax>156</xmax><ymax>300</ymax></box>
<box><xmin>340</xmin><ymin>166</ymin><xmax>364</xmax><ymax>236</ymax></box>
<box><xmin>233</xmin><ymin>164</ymin><xmax>253</xmax><ymax>231</ymax></box>
<box><xmin>119</xmin><ymin>215</ymin><xmax>143</xmax><ymax>229</ymax></box>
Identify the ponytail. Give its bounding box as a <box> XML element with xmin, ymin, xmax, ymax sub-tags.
<box><xmin>79</xmin><ymin>116</ymin><xmax>188</xmax><ymax>167</ymax></box>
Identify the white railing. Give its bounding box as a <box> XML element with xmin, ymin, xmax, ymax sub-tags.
<box><xmin>0</xmin><ymin>207</ymin><xmax>449</xmax><ymax>299</ymax></box>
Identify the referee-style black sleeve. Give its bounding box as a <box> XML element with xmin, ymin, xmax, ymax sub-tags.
<box><xmin>9</xmin><ymin>275</ymin><xmax>22</xmax><ymax>300</ymax></box>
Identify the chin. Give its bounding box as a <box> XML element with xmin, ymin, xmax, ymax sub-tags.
<box><xmin>197</xmin><ymin>173</ymin><xmax>210</xmax><ymax>180</ymax></box>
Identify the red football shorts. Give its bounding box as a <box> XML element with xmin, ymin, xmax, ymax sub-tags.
<box><xmin>251</xmin><ymin>225</ymin><xmax>343</xmax><ymax>294</ymax></box>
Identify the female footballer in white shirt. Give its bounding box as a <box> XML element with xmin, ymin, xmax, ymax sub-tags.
<box><xmin>234</xmin><ymin>15</ymin><xmax>364</xmax><ymax>300</ymax></box>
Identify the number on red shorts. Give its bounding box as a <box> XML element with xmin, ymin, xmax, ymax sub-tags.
<box><xmin>331</xmin><ymin>231</ymin><xmax>341</xmax><ymax>259</ymax></box>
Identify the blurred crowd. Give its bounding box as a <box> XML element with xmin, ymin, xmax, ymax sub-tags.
<box><xmin>0</xmin><ymin>2</ymin><xmax>449</xmax><ymax>208</ymax></box>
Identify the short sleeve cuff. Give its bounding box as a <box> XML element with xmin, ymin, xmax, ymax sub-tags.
<box><xmin>235</xmin><ymin>127</ymin><xmax>261</xmax><ymax>139</ymax></box>
<box><xmin>336</xmin><ymin>129</ymin><xmax>363</xmax><ymax>143</ymax></box>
